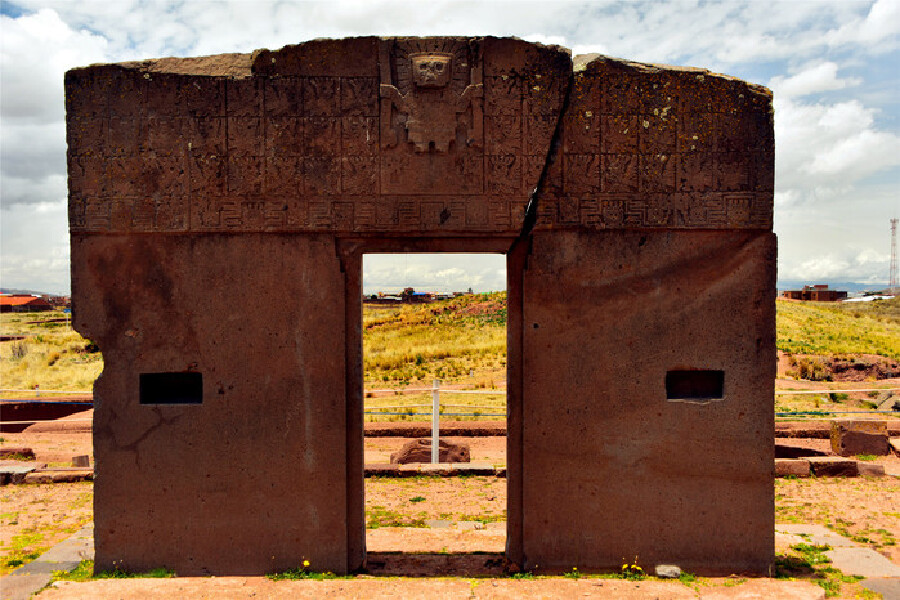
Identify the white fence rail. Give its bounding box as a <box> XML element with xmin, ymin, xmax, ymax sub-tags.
<box><xmin>364</xmin><ymin>379</ymin><xmax>507</xmax><ymax>464</ymax></box>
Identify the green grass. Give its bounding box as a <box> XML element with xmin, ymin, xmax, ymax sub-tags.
<box><xmin>363</xmin><ymin>292</ymin><xmax>507</xmax><ymax>385</ymax></box>
<box><xmin>53</xmin><ymin>560</ymin><xmax>175</xmax><ymax>581</ymax></box>
<box><xmin>774</xmin><ymin>543</ymin><xmax>868</xmax><ymax>598</ymax></box>
<box><xmin>777</xmin><ymin>297</ymin><xmax>900</xmax><ymax>359</ymax></box>
<box><xmin>1</xmin><ymin>532</ymin><xmax>44</xmax><ymax>573</ymax></box>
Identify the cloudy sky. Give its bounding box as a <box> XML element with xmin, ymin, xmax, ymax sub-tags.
<box><xmin>1</xmin><ymin>0</ymin><xmax>898</xmax><ymax>294</ymax></box>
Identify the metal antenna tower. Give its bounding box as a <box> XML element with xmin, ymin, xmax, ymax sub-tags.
<box><xmin>891</xmin><ymin>218</ymin><xmax>898</xmax><ymax>294</ymax></box>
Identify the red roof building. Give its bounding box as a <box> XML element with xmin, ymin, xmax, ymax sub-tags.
<box><xmin>0</xmin><ymin>295</ymin><xmax>54</xmax><ymax>312</ymax></box>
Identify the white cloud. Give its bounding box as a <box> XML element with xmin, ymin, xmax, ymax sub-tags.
<box><xmin>0</xmin><ymin>8</ymin><xmax>108</xmax><ymax>124</ymax></box>
<box><xmin>808</xmin><ymin>129</ymin><xmax>900</xmax><ymax>177</ymax></box>
<box><xmin>825</xmin><ymin>0</ymin><xmax>900</xmax><ymax>48</ymax></box>
<box><xmin>774</xmin><ymin>98</ymin><xmax>900</xmax><ymax>193</ymax></box>
<box><xmin>769</xmin><ymin>62</ymin><xmax>860</xmax><ymax>98</ymax></box>
<box><xmin>0</xmin><ymin>200</ymin><xmax>70</xmax><ymax>293</ymax></box>
<box><xmin>363</xmin><ymin>255</ymin><xmax>505</xmax><ymax>294</ymax></box>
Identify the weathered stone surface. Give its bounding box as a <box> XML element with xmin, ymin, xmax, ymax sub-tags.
<box><xmin>857</xmin><ymin>462</ymin><xmax>885</xmax><ymax>477</ymax></box>
<box><xmin>520</xmin><ymin>230</ymin><xmax>775</xmax><ymax>575</ymax></box>
<box><xmin>891</xmin><ymin>437</ymin><xmax>900</xmax><ymax>456</ymax></box>
<box><xmin>775</xmin><ymin>441</ymin><xmax>829</xmax><ymax>458</ymax></box>
<box><xmin>66</xmin><ymin>36</ymin><xmax>775</xmax><ymax>576</ymax></box>
<box><xmin>23</xmin><ymin>469</ymin><xmax>93</xmax><ymax>484</ymax></box>
<box><xmin>0</xmin><ymin>447</ymin><xmax>35</xmax><ymax>460</ymax></box>
<box><xmin>830</xmin><ymin>419</ymin><xmax>890</xmax><ymax>456</ymax></box>
<box><xmin>775</xmin><ymin>458</ymin><xmax>810</xmax><ymax>478</ymax></box>
<box><xmin>808</xmin><ymin>457</ymin><xmax>859</xmax><ymax>477</ymax></box>
<box><xmin>825</xmin><ymin>547</ymin><xmax>900</xmax><ymax>578</ymax></box>
<box><xmin>654</xmin><ymin>564</ymin><xmax>682</xmax><ymax>578</ymax></box>
<box><xmin>72</xmin><ymin>455</ymin><xmax>91</xmax><ymax>467</ymax></box>
<box><xmin>390</xmin><ymin>438</ymin><xmax>471</xmax><ymax>464</ymax></box>
<box><xmin>0</xmin><ymin>462</ymin><xmax>40</xmax><ymax>485</ymax></box>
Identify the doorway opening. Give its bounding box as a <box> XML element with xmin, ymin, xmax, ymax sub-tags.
<box><xmin>361</xmin><ymin>252</ymin><xmax>508</xmax><ymax>572</ymax></box>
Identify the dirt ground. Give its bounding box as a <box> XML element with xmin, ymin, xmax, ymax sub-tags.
<box><xmin>3</xmin><ymin>418</ymin><xmax>899</xmax><ymax>600</ymax></box>
<box><xmin>0</xmin><ymin>482</ymin><xmax>92</xmax><ymax>575</ymax></box>
<box><xmin>35</xmin><ymin>576</ymin><xmax>827</xmax><ymax>600</ymax></box>
<box><xmin>776</xmin><ymin>475</ymin><xmax>900</xmax><ymax>562</ymax></box>
<box><xmin>366</xmin><ymin>475</ymin><xmax>506</xmax><ymax>529</ymax></box>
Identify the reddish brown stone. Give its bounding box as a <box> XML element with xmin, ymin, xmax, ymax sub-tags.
<box><xmin>0</xmin><ymin>447</ymin><xmax>35</xmax><ymax>460</ymax></box>
<box><xmin>857</xmin><ymin>462</ymin><xmax>886</xmax><ymax>477</ymax></box>
<box><xmin>775</xmin><ymin>459</ymin><xmax>810</xmax><ymax>478</ymax></box>
<box><xmin>830</xmin><ymin>420</ymin><xmax>890</xmax><ymax>456</ymax></box>
<box><xmin>809</xmin><ymin>457</ymin><xmax>860</xmax><ymax>477</ymax></box>
<box><xmin>390</xmin><ymin>439</ymin><xmax>471</xmax><ymax>464</ymax></box>
<box><xmin>66</xmin><ymin>37</ymin><xmax>775</xmax><ymax>577</ymax></box>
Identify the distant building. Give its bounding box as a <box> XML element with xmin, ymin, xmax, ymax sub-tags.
<box><xmin>362</xmin><ymin>288</ymin><xmax>466</xmax><ymax>305</ymax></box>
<box><xmin>781</xmin><ymin>285</ymin><xmax>847</xmax><ymax>302</ymax></box>
<box><xmin>0</xmin><ymin>295</ymin><xmax>54</xmax><ymax>312</ymax></box>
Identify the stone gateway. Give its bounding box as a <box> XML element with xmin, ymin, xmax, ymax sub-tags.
<box><xmin>66</xmin><ymin>37</ymin><xmax>775</xmax><ymax>576</ymax></box>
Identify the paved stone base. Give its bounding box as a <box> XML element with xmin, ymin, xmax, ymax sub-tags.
<box><xmin>861</xmin><ymin>577</ymin><xmax>900</xmax><ymax>599</ymax></box>
<box><xmin>32</xmin><ymin>575</ymin><xmax>828</xmax><ymax>599</ymax></box>
<box><xmin>825</xmin><ymin>547</ymin><xmax>900</xmax><ymax>578</ymax></box>
<box><xmin>775</xmin><ymin>459</ymin><xmax>810</xmax><ymax>477</ymax></box>
<box><xmin>0</xmin><ymin>461</ymin><xmax>43</xmax><ymax>485</ymax></box>
<box><xmin>808</xmin><ymin>457</ymin><xmax>859</xmax><ymax>477</ymax></box>
<box><xmin>22</xmin><ymin>469</ymin><xmax>93</xmax><ymax>484</ymax></box>
<box><xmin>0</xmin><ymin>526</ymin><xmax>92</xmax><ymax>600</ymax></box>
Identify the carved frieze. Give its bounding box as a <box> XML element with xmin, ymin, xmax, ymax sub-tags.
<box><xmin>66</xmin><ymin>38</ymin><xmax>773</xmax><ymax>236</ymax></box>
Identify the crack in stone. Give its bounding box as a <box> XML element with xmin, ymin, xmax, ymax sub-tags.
<box><xmin>516</xmin><ymin>71</ymin><xmax>575</xmax><ymax>245</ymax></box>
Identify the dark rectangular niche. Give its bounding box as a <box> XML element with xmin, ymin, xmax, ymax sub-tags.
<box><xmin>139</xmin><ymin>372</ymin><xmax>203</xmax><ymax>405</ymax></box>
<box><xmin>666</xmin><ymin>370</ymin><xmax>724</xmax><ymax>402</ymax></box>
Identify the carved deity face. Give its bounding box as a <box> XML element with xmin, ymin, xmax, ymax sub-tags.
<box><xmin>410</xmin><ymin>53</ymin><xmax>452</xmax><ymax>88</ymax></box>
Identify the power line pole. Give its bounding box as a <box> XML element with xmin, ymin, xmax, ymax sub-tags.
<box><xmin>891</xmin><ymin>218</ymin><xmax>898</xmax><ymax>294</ymax></box>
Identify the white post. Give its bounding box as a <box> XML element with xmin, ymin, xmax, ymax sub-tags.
<box><xmin>431</xmin><ymin>379</ymin><xmax>440</xmax><ymax>464</ymax></box>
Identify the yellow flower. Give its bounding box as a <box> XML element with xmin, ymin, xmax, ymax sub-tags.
<box><xmin>622</xmin><ymin>563</ymin><xmax>628</xmax><ymax>570</ymax></box>
<box><xmin>303</xmin><ymin>560</ymin><xmax>310</xmax><ymax>567</ymax></box>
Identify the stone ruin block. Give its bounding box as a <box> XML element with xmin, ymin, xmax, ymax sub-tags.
<box><xmin>390</xmin><ymin>438</ymin><xmax>471</xmax><ymax>464</ymax></box>
<box><xmin>830</xmin><ymin>419</ymin><xmax>890</xmax><ymax>456</ymax></box>
<box><xmin>66</xmin><ymin>36</ymin><xmax>775</xmax><ymax>577</ymax></box>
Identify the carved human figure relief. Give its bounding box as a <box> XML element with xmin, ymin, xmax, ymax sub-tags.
<box><xmin>380</xmin><ymin>41</ymin><xmax>483</xmax><ymax>153</ymax></box>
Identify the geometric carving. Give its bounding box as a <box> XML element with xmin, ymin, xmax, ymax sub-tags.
<box><xmin>68</xmin><ymin>39</ymin><xmax>773</xmax><ymax>236</ymax></box>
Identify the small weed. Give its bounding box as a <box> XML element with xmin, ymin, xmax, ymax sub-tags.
<box><xmin>510</xmin><ymin>571</ymin><xmax>534</xmax><ymax>579</ymax></box>
<box><xmin>52</xmin><ymin>560</ymin><xmax>174</xmax><ymax>581</ymax></box>
<box><xmin>409</xmin><ymin>496</ymin><xmax>426</xmax><ymax>503</ymax></box>
<box><xmin>366</xmin><ymin>506</ymin><xmax>426</xmax><ymax>528</ymax></box>
<box><xmin>620</xmin><ymin>557</ymin><xmax>645</xmax><ymax>580</ymax></box>
<box><xmin>11</xmin><ymin>341</ymin><xmax>27</xmax><ymax>359</ymax></box>
<box><xmin>52</xmin><ymin>560</ymin><xmax>94</xmax><ymax>582</ymax></box>
<box><xmin>2</xmin><ymin>452</ymin><xmax>34</xmax><ymax>461</ymax></box>
<box><xmin>856</xmin><ymin>454</ymin><xmax>877</xmax><ymax>461</ymax></box>
<box><xmin>793</xmin><ymin>543</ymin><xmax>831</xmax><ymax>565</ymax></box>
<box><xmin>268</xmin><ymin>559</ymin><xmax>342</xmax><ymax>581</ymax></box>
<box><xmin>563</xmin><ymin>566</ymin><xmax>580</xmax><ymax>579</ymax></box>
<box><xmin>678</xmin><ymin>571</ymin><xmax>697</xmax><ymax>584</ymax></box>
<box><xmin>0</xmin><ymin>532</ymin><xmax>46</xmax><ymax>574</ymax></box>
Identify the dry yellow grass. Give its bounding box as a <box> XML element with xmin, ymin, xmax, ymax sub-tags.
<box><xmin>0</xmin><ymin>313</ymin><xmax>102</xmax><ymax>397</ymax></box>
